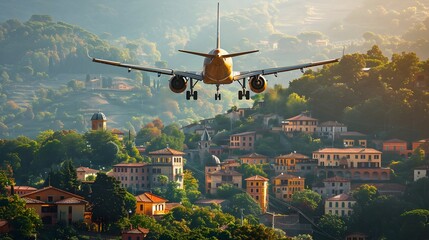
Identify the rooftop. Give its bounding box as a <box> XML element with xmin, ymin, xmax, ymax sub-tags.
<box><xmin>149</xmin><ymin>147</ymin><xmax>185</xmax><ymax>156</ymax></box>
<box><xmin>327</xmin><ymin>193</ymin><xmax>355</xmax><ymax>201</ymax></box>
<box><xmin>286</xmin><ymin>114</ymin><xmax>318</xmax><ymax>121</ymax></box>
<box><xmin>230</xmin><ymin>131</ymin><xmax>256</xmax><ymax>137</ymax></box>
<box><xmin>313</xmin><ymin>148</ymin><xmax>381</xmax><ymax>154</ymax></box>
<box><xmin>245</xmin><ymin>175</ymin><xmax>269</xmax><ymax>181</ymax></box>
<box><xmin>274</xmin><ymin>173</ymin><xmax>301</xmax><ymax>180</ymax></box>
<box><xmin>91</xmin><ymin>112</ymin><xmax>106</xmax><ymax>121</ymax></box>
<box><xmin>277</xmin><ymin>152</ymin><xmax>309</xmax><ymax>159</ymax></box>
<box><xmin>323</xmin><ymin>176</ymin><xmax>350</xmax><ymax>183</ymax></box>
<box><xmin>240</xmin><ymin>153</ymin><xmax>268</xmax><ymax>159</ymax></box>
<box><xmin>135</xmin><ymin>192</ymin><xmax>168</xmax><ymax>203</ymax></box>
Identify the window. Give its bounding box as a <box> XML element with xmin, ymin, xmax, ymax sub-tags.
<box><xmin>69</xmin><ymin>206</ymin><xmax>72</xmax><ymax>214</ymax></box>
<box><xmin>48</xmin><ymin>196</ymin><xmax>53</xmax><ymax>203</ymax></box>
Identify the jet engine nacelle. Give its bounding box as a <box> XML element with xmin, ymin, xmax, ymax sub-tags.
<box><xmin>169</xmin><ymin>75</ymin><xmax>187</xmax><ymax>93</ymax></box>
<box><xmin>248</xmin><ymin>75</ymin><xmax>267</xmax><ymax>93</ymax></box>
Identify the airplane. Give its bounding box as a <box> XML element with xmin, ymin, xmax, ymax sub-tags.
<box><xmin>90</xmin><ymin>3</ymin><xmax>339</xmax><ymax>100</ymax></box>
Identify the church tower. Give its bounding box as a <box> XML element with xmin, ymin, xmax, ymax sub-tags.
<box><xmin>91</xmin><ymin>112</ymin><xmax>107</xmax><ymax>131</ymax></box>
<box><xmin>199</xmin><ymin>128</ymin><xmax>212</xmax><ymax>161</ymax></box>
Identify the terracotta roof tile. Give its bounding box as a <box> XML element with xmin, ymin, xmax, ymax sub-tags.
<box><xmin>210</xmin><ymin>169</ymin><xmax>242</xmax><ymax>176</ymax></box>
<box><xmin>240</xmin><ymin>153</ymin><xmax>268</xmax><ymax>158</ymax></box>
<box><xmin>245</xmin><ymin>175</ymin><xmax>269</xmax><ymax>181</ymax></box>
<box><xmin>286</xmin><ymin>114</ymin><xmax>318</xmax><ymax>121</ymax></box>
<box><xmin>56</xmin><ymin>197</ymin><xmax>88</xmax><ymax>205</ymax></box>
<box><xmin>313</xmin><ymin>148</ymin><xmax>381</xmax><ymax>154</ymax></box>
<box><xmin>22</xmin><ymin>197</ymin><xmax>45</xmax><ymax>204</ymax></box>
<box><xmin>274</xmin><ymin>173</ymin><xmax>301</xmax><ymax>179</ymax></box>
<box><xmin>327</xmin><ymin>193</ymin><xmax>355</xmax><ymax>201</ymax></box>
<box><xmin>276</xmin><ymin>152</ymin><xmax>309</xmax><ymax>159</ymax></box>
<box><xmin>149</xmin><ymin>147</ymin><xmax>185</xmax><ymax>155</ymax></box>
<box><xmin>135</xmin><ymin>192</ymin><xmax>167</xmax><ymax>203</ymax></box>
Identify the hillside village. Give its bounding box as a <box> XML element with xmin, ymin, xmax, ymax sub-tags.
<box><xmin>2</xmin><ymin>105</ymin><xmax>428</xmax><ymax>239</ymax></box>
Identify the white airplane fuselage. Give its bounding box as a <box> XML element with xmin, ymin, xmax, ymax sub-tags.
<box><xmin>203</xmin><ymin>48</ymin><xmax>233</xmax><ymax>84</ymax></box>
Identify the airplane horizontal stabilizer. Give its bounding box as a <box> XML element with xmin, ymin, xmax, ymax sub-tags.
<box><xmin>179</xmin><ymin>50</ymin><xmax>216</xmax><ymax>58</ymax></box>
<box><xmin>221</xmin><ymin>50</ymin><xmax>259</xmax><ymax>58</ymax></box>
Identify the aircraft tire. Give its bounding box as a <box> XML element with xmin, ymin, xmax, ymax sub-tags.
<box><xmin>193</xmin><ymin>91</ymin><xmax>198</xmax><ymax>100</ymax></box>
<box><xmin>186</xmin><ymin>91</ymin><xmax>191</xmax><ymax>100</ymax></box>
<box><xmin>238</xmin><ymin>91</ymin><xmax>243</xmax><ymax>100</ymax></box>
<box><xmin>245</xmin><ymin>90</ymin><xmax>250</xmax><ymax>100</ymax></box>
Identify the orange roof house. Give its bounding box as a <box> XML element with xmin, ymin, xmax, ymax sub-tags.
<box><xmin>21</xmin><ymin>186</ymin><xmax>88</xmax><ymax>225</ymax></box>
<box><xmin>239</xmin><ymin>153</ymin><xmax>269</xmax><ymax>165</ymax></box>
<box><xmin>135</xmin><ymin>192</ymin><xmax>168</xmax><ymax>216</ymax></box>
<box><xmin>245</xmin><ymin>175</ymin><xmax>269</xmax><ymax>213</ymax></box>
<box><xmin>282</xmin><ymin>114</ymin><xmax>318</xmax><ymax>134</ymax></box>
<box><xmin>6</xmin><ymin>185</ymin><xmax>37</xmax><ymax>196</ymax></box>
<box><xmin>122</xmin><ymin>227</ymin><xmax>149</xmax><ymax>240</ymax></box>
<box><xmin>76</xmin><ymin>167</ymin><xmax>99</xmax><ymax>181</ymax></box>
<box><xmin>382</xmin><ymin>139</ymin><xmax>410</xmax><ymax>157</ymax></box>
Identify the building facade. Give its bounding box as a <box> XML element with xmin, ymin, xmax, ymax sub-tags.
<box><xmin>274</xmin><ymin>152</ymin><xmax>309</xmax><ymax>174</ymax></box>
<box><xmin>282</xmin><ymin>114</ymin><xmax>318</xmax><ymax>134</ymax></box>
<box><xmin>312</xmin><ymin>176</ymin><xmax>351</xmax><ymax>198</ymax></box>
<box><xmin>325</xmin><ymin>193</ymin><xmax>356</xmax><ymax>217</ymax></box>
<box><xmin>414</xmin><ymin>166</ymin><xmax>429</xmax><ymax>181</ymax></box>
<box><xmin>135</xmin><ymin>192</ymin><xmax>167</xmax><ymax>216</ymax></box>
<box><xmin>245</xmin><ymin>175</ymin><xmax>269</xmax><ymax>213</ymax></box>
<box><xmin>229</xmin><ymin>131</ymin><xmax>259</xmax><ymax>151</ymax></box>
<box><xmin>76</xmin><ymin>167</ymin><xmax>99</xmax><ymax>181</ymax></box>
<box><xmin>109</xmin><ymin>147</ymin><xmax>184</xmax><ymax>192</ymax></box>
<box><xmin>239</xmin><ymin>153</ymin><xmax>269</xmax><ymax>165</ymax></box>
<box><xmin>382</xmin><ymin>139</ymin><xmax>410</xmax><ymax>157</ymax></box>
<box><xmin>21</xmin><ymin>186</ymin><xmax>88</xmax><ymax>225</ymax></box>
<box><xmin>313</xmin><ymin>148</ymin><xmax>390</xmax><ymax>181</ymax></box>
<box><xmin>206</xmin><ymin>169</ymin><xmax>242</xmax><ymax>195</ymax></box>
<box><xmin>91</xmin><ymin>112</ymin><xmax>107</xmax><ymax>131</ymax></box>
<box><xmin>272</xmin><ymin>173</ymin><xmax>305</xmax><ymax>202</ymax></box>
<box><xmin>316</xmin><ymin>121</ymin><xmax>347</xmax><ymax>139</ymax></box>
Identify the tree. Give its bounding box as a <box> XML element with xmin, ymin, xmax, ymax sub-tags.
<box><xmin>316</xmin><ymin>214</ymin><xmax>347</xmax><ymax>240</ymax></box>
<box><xmin>216</xmin><ymin>183</ymin><xmax>242</xmax><ymax>199</ymax></box>
<box><xmin>0</xmin><ymin>195</ymin><xmax>42</xmax><ymax>239</ymax></box>
<box><xmin>352</xmin><ymin>184</ymin><xmax>378</xmax><ymax>206</ymax></box>
<box><xmin>227</xmin><ymin>193</ymin><xmax>262</xmax><ymax>219</ymax></box>
<box><xmin>404</xmin><ymin>177</ymin><xmax>429</xmax><ymax>209</ymax></box>
<box><xmin>399</xmin><ymin>209</ymin><xmax>429</xmax><ymax>239</ymax></box>
<box><xmin>85</xmin><ymin>130</ymin><xmax>122</xmax><ymax>167</ymax></box>
<box><xmin>58</xmin><ymin>160</ymin><xmax>79</xmax><ymax>193</ymax></box>
<box><xmin>292</xmin><ymin>189</ymin><xmax>322</xmax><ymax>215</ymax></box>
<box><xmin>91</xmin><ymin>173</ymin><xmax>127</xmax><ymax>232</ymax></box>
<box><xmin>183</xmin><ymin>170</ymin><xmax>201</xmax><ymax>202</ymax></box>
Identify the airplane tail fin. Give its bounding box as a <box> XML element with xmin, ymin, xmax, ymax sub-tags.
<box><xmin>217</xmin><ymin>2</ymin><xmax>220</xmax><ymax>49</ymax></box>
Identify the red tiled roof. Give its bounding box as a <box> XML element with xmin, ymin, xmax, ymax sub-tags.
<box><xmin>383</xmin><ymin>138</ymin><xmax>406</xmax><ymax>143</ymax></box>
<box><xmin>323</xmin><ymin>176</ymin><xmax>350</xmax><ymax>183</ymax></box>
<box><xmin>124</xmin><ymin>227</ymin><xmax>149</xmax><ymax>234</ymax></box>
<box><xmin>21</xmin><ymin>186</ymin><xmax>85</xmax><ymax>200</ymax></box>
<box><xmin>56</xmin><ymin>197</ymin><xmax>88</xmax><ymax>205</ymax></box>
<box><xmin>210</xmin><ymin>169</ymin><xmax>242</xmax><ymax>176</ymax></box>
<box><xmin>165</xmin><ymin>202</ymin><xmax>182</xmax><ymax>211</ymax></box>
<box><xmin>245</xmin><ymin>175</ymin><xmax>269</xmax><ymax>181</ymax></box>
<box><xmin>111</xmin><ymin>128</ymin><xmax>124</xmax><ymax>135</ymax></box>
<box><xmin>240</xmin><ymin>153</ymin><xmax>268</xmax><ymax>158</ymax></box>
<box><xmin>135</xmin><ymin>192</ymin><xmax>167</xmax><ymax>203</ymax></box>
<box><xmin>276</xmin><ymin>152</ymin><xmax>309</xmax><ymax>159</ymax></box>
<box><xmin>274</xmin><ymin>173</ymin><xmax>301</xmax><ymax>180</ymax></box>
<box><xmin>318</xmin><ymin>121</ymin><xmax>346</xmax><ymax>127</ymax></box>
<box><xmin>22</xmin><ymin>197</ymin><xmax>45</xmax><ymax>204</ymax></box>
<box><xmin>313</xmin><ymin>148</ymin><xmax>381</xmax><ymax>154</ymax></box>
<box><xmin>286</xmin><ymin>114</ymin><xmax>317</xmax><ymax>121</ymax></box>
<box><xmin>76</xmin><ymin>167</ymin><xmax>99</xmax><ymax>174</ymax></box>
<box><xmin>327</xmin><ymin>193</ymin><xmax>355</xmax><ymax>201</ymax></box>
<box><xmin>113</xmin><ymin>163</ymin><xmax>147</xmax><ymax>167</ymax></box>
<box><xmin>6</xmin><ymin>186</ymin><xmax>37</xmax><ymax>191</ymax></box>
<box><xmin>149</xmin><ymin>147</ymin><xmax>185</xmax><ymax>155</ymax></box>
<box><xmin>230</xmin><ymin>131</ymin><xmax>256</xmax><ymax>137</ymax></box>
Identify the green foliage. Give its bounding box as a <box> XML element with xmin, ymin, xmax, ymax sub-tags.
<box><xmin>44</xmin><ymin>160</ymin><xmax>79</xmax><ymax>193</ymax></box>
<box><xmin>226</xmin><ymin>193</ymin><xmax>262</xmax><ymax>219</ymax></box>
<box><xmin>399</xmin><ymin>209</ymin><xmax>429</xmax><ymax>239</ymax></box>
<box><xmin>291</xmin><ymin>189</ymin><xmax>322</xmax><ymax>215</ymax></box>
<box><xmin>316</xmin><ymin>214</ymin><xmax>347</xmax><ymax>239</ymax></box>
<box><xmin>216</xmin><ymin>183</ymin><xmax>242</xmax><ymax>199</ymax></box>
<box><xmin>403</xmin><ymin>177</ymin><xmax>429</xmax><ymax>209</ymax></box>
<box><xmin>183</xmin><ymin>170</ymin><xmax>201</xmax><ymax>202</ymax></box>
<box><xmin>352</xmin><ymin>184</ymin><xmax>378</xmax><ymax>205</ymax></box>
<box><xmin>0</xmin><ymin>195</ymin><xmax>42</xmax><ymax>239</ymax></box>
<box><xmin>85</xmin><ymin>130</ymin><xmax>122</xmax><ymax>167</ymax></box>
<box><xmin>90</xmin><ymin>173</ymin><xmax>128</xmax><ymax>232</ymax></box>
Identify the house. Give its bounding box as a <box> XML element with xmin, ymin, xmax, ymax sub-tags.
<box><xmin>21</xmin><ymin>186</ymin><xmax>88</xmax><ymax>225</ymax></box>
<box><xmin>109</xmin><ymin>163</ymin><xmax>149</xmax><ymax>191</ymax></box>
<box><xmin>345</xmin><ymin>233</ymin><xmax>367</xmax><ymax>240</ymax></box>
<box><xmin>239</xmin><ymin>153</ymin><xmax>269</xmax><ymax>165</ymax></box>
<box><xmin>111</xmin><ymin>128</ymin><xmax>125</xmax><ymax>141</ymax></box>
<box><xmin>412</xmin><ymin>138</ymin><xmax>429</xmax><ymax>155</ymax></box>
<box><xmin>312</xmin><ymin>176</ymin><xmax>351</xmax><ymax>199</ymax></box>
<box><xmin>414</xmin><ymin>166</ymin><xmax>429</xmax><ymax>181</ymax></box>
<box><xmin>274</xmin><ymin>152</ymin><xmax>309</xmax><ymax>175</ymax></box>
<box><xmin>282</xmin><ymin>113</ymin><xmax>318</xmax><ymax>134</ymax></box>
<box><xmin>272</xmin><ymin>173</ymin><xmax>305</xmax><ymax>202</ymax></box>
<box><xmin>206</xmin><ymin>169</ymin><xmax>242</xmax><ymax>195</ymax></box>
<box><xmin>6</xmin><ymin>185</ymin><xmax>37</xmax><ymax>196</ymax></box>
<box><xmin>338</xmin><ymin>132</ymin><xmax>367</xmax><ymax>148</ymax></box>
<box><xmin>135</xmin><ymin>192</ymin><xmax>167</xmax><ymax>216</ymax></box>
<box><xmin>316</xmin><ymin>121</ymin><xmax>347</xmax><ymax>139</ymax></box>
<box><xmin>76</xmin><ymin>167</ymin><xmax>99</xmax><ymax>181</ymax></box>
<box><xmin>122</xmin><ymin>227</ymin><xmax>149</xmax><ymax>240</ymax></box>
<box><xmin>229</xmin><ymin>131</ymin><xmax>260</xmax><ymax>151</ymax></box>
<box><xmin>313</xmin><ymin>148</ymin><xmax>390</xmax><ymax>181</ymax></box>
<box><xmin>382</xmin><ymin>139</ymin><xmax>410</xmax><ymax>157</ymax></box>
<box><xmin>110</xmin><ymin>147</ymin><xmax>185</xmax><ymax>192</ymax></box>
<box><xmin>325</xmin><ymin>193</ymin><xmax>356</xmax><ymax>217</ymax></box>
<box><xmin>245</xmin><ymin>175</ymin><xmax>269</xmax><ymax>213</ymax></box>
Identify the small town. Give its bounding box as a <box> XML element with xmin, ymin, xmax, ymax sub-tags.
<box><xmin>1</xmin><ymin>107</ymin><xmax>429</xmax><ymax>239</ymax></box>
<box><xmin>1</xmin><ymin>1</ymin><xmax>429</xmax><ymax>240</ymax></box>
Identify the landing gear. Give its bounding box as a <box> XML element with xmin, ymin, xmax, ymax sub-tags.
<box><xmin>214</xmin><ymin>84</ymin><xmax>221</xmax><ymax>100</ymax></box>
<box><xmin>185</xmin><ymin>78</ymin><xmax>199</xmax><ymax>100</ymax></box>
<box><xmin>237</xmin><ymin>78</ymin><xmax>250</xmax><ymax>100</ymax></box>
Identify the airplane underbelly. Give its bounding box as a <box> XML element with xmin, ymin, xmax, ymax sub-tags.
<box><xmin>203</xmin><ymin>59</ymin><xmax>233</xmax><ymax>84</ymax></box>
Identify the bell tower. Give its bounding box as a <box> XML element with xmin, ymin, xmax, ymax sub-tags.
<box><xmin>91</xmin><ymin>112</ymin><xmax>107</xmax><ymax>131</ymax></box>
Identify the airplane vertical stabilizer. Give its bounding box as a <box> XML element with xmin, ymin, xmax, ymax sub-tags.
<box><xmin>217</xmin><ymin>2</ymin><xmax>220</xmax><ymax>49</ymax></box>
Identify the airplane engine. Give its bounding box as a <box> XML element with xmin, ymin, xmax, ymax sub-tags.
<box><xmin>248</xmin><ymin>75</ymin><xmax>267</xmax><ymax>93</ymax></box>
<box><xmin>169</xmin><ymin>75</ymin><xmax>187</xmax><ymax>93</ymax></box>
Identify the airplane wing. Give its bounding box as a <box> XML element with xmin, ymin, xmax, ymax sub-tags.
<box><xmin>91</xmin><ymin>56</ymin><xmax>203</xmax><ymax>80</ymax></box>
<box><xmin>232</xmin><ymin>58</ymin><xmax>340</xmax><ymax>80</ymax></box>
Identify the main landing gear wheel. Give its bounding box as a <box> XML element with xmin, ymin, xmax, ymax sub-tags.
<box><xmin>238</xmin><ymin>90</ymin><xmax>250</xmax><ymax>100</ymax></box>
<box><xmin>215</xmin><ymin>93</ymin><xmax>221</xmax><ymax>100</ymax></box>
<box><xmin>186</xmin><ymin>90</ymin><xmax>198</xmax><ymax>100</ymax></box>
